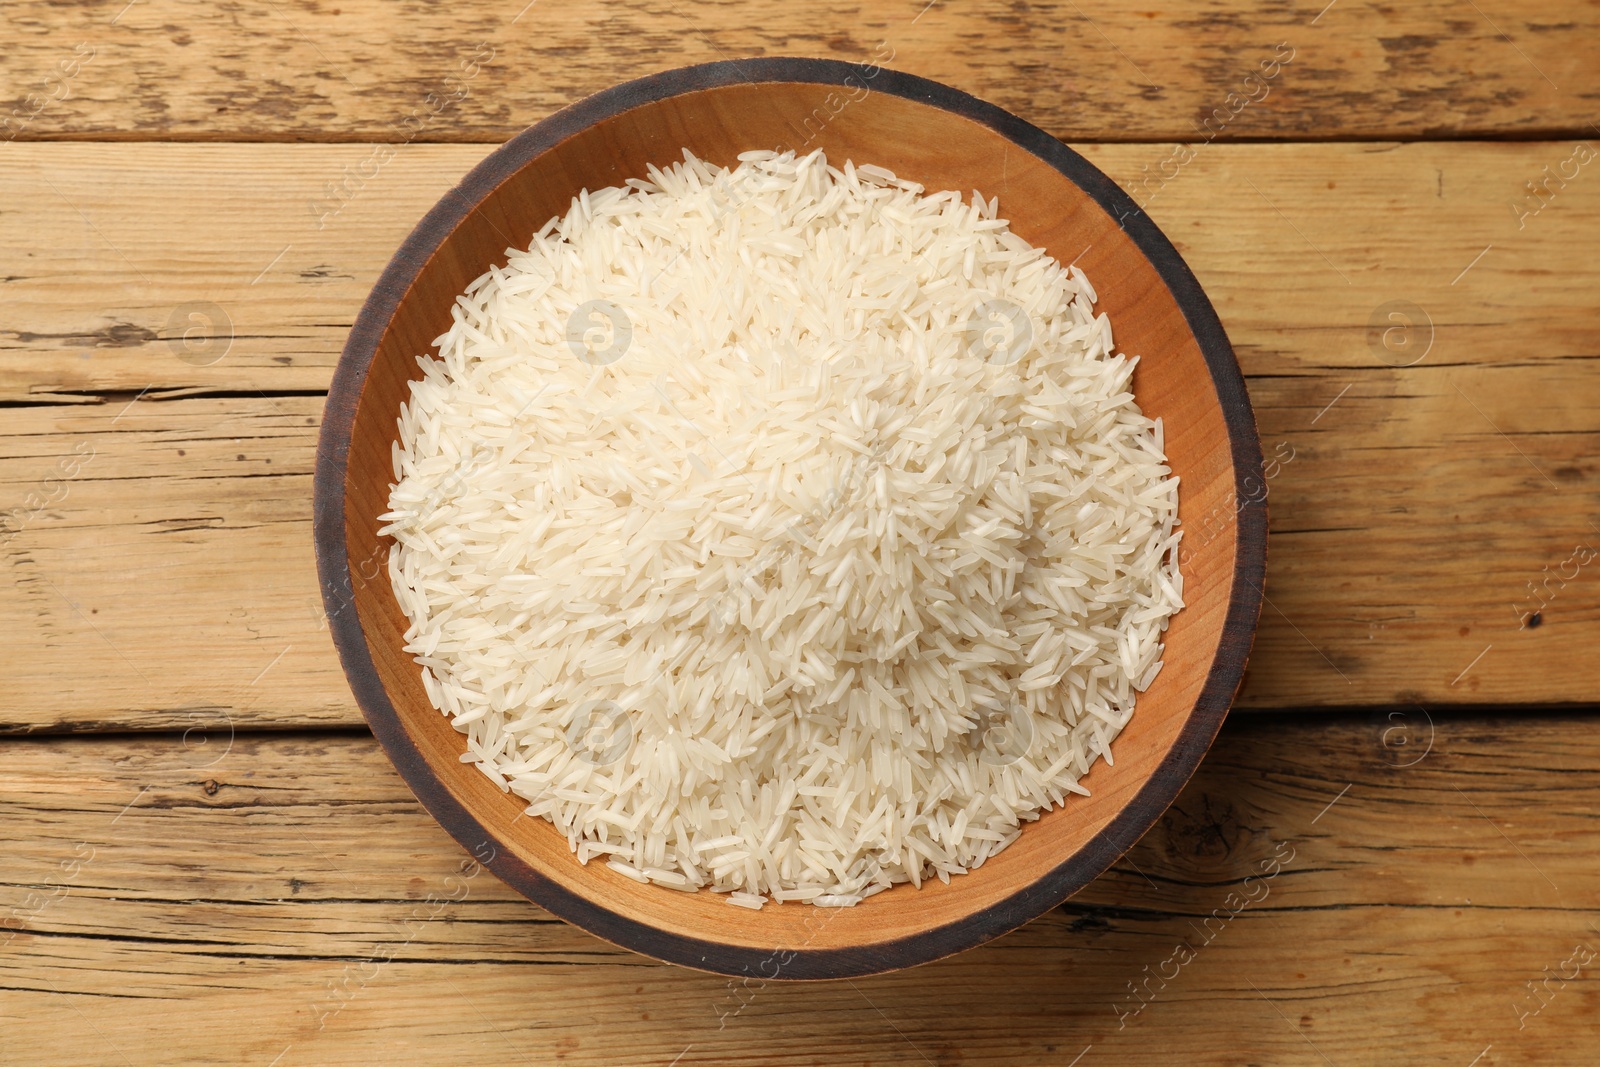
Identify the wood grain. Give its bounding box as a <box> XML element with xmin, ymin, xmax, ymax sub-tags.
<box><xmin>2</xmin><ymin>1</ymin><xmax>1594</xmax><ymax>1061</ymax></box>
<box><xmin>3</xmin><ymin>715</ymin><xmax>1596</xmax><ymax>1064</ymax></box>
<box><xmin>1</xmin><ymin>0</ymin><xmax>1597</xmax><ymax>143</ymax></box>
<box><xmin>3</xmin><ymin>140</ymin><xmax>1595</xmax><ymax>731</ymax></box>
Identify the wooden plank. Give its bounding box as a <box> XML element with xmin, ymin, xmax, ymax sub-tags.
<box><xmin>2</xmin><ymin>716</ymin><xmax>1596</xmax><ymax>1064</ymax></box>
<box><xmin>0</xmin><ymin>143</ymin><xmax>461</xmax><ymax>402</ymax></box>
<box><xmin>0</xmin><ymin>395</ymin><xmax>353</xmax><ymax>730</ymax></box>
<box><xmin>1</xmin><ymin>0</ymin><xmax>1596</xmax><ymax>143</ymax></box>
<box><xmin>1</xmin><ymin>141</ymin><xmax>1597</xmax><ymax>730</ymax></box>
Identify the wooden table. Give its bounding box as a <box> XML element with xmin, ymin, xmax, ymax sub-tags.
<box><xmin>3</xmin><ymin>3</ymin><xmax>1597</xmax><ymax>1063</ymax></box>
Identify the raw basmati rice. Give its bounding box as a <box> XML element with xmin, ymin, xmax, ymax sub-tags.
<box><xmin>380</xmin><ymin>149</ymin><xmax>1184</xmax><ymax>907</ymax></box>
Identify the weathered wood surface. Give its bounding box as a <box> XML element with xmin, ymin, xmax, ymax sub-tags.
<box><xmin>1</xmin><ymin>0</ymin><xmax>1596</xmax><ymax>143</ymax></box>
<box><xmin>3</xmin><ymin>3</ymin><xmax>1596</xmax><ymax>1064</ymax></box>
<box><xmin>2</xmin><ymin>715</ymin><xmax>1596</xmax><ymax>1065</ymax></box>
<box><xmin>2</xmin><ymin>141</ymin><xmax>1595</xmax><ymax>731</ymax></box>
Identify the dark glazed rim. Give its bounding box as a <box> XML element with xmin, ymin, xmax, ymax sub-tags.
<box><xmin>314</xmin><ymin>57</ymin><xmax>1267</xmax><ymax>981</ymax></box>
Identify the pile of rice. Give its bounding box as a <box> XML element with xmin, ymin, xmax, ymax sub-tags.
<box><xmin>381</xmin><ymin>149</ymin><xmax>1183</xmax><ymax>909</ymax></box>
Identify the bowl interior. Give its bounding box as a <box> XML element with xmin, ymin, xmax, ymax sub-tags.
<box><xmin>333</xmin><ymin>72</ymin><xmax>1249</xmax><ymax>972</ymax></box>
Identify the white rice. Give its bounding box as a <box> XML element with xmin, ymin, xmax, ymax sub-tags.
<box><xmin>380</xmin><ymin>149</ymin><xmax>1183</xmax><ymax>906</ymax></box>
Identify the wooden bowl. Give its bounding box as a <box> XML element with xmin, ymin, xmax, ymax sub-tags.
<box><xmin>314</xmin><ymin>58</ymin><xmax>1265</xmax><ymax>980</ymax></box>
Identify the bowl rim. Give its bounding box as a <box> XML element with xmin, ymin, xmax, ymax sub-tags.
<box><xmin>314</xmin><ymin>56</ymin><xmax>1267</xmax><ymax>980</ymax></box>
